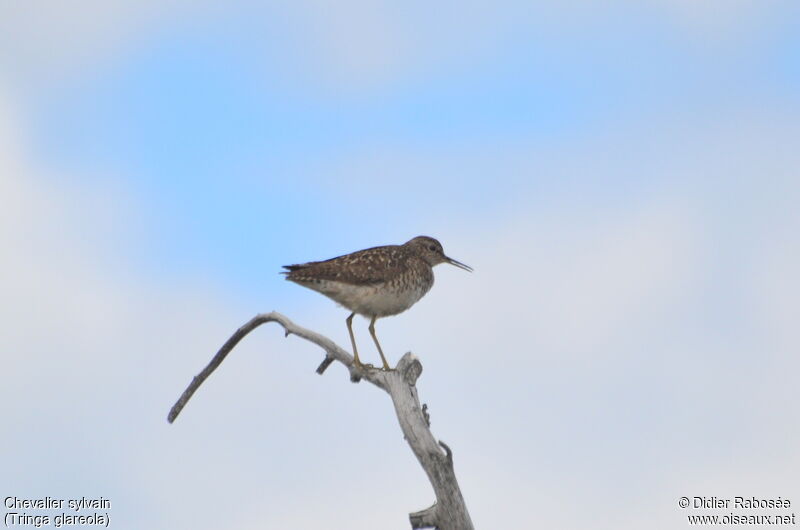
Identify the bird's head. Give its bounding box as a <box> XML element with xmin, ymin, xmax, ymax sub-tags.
<box><xmin>405</xmin><ymin>236</ymin><xmax>472</xmax><ymax>272</ymax></box>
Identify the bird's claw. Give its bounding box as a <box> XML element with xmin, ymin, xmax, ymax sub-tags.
<box><xmin>353</xmin><ymin>360</ymin><xmax>376</xmax><ymax>371</ymax></box>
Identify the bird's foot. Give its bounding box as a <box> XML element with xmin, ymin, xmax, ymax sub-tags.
<box><xmin>353</xmin><ymin>359</ymin><xmax>376</xmax><ymax>371</ymax></box>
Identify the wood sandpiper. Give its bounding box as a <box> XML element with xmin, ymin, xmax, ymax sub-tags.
<box><xmin>282</xmin><ymin>236</ymin><xmax>472</xmax><ymax>370</ymax></box>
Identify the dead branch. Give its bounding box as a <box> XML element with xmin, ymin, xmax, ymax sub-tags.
<box><xmin>168</xmin><ymin>311</ymin><xmax>473</xmax><ymax>530</ymax></box>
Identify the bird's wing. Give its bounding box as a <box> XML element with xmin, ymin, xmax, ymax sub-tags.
<box><xmin>283</xmin><ymin>246</ymin><xmax>407</xmax><ymax>285</ymax></box>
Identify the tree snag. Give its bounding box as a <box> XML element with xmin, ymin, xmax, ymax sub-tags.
<box><xmin>168</xmin><ymin>311</ymin><xmax>474</xmax><ymax>530</ymax></box>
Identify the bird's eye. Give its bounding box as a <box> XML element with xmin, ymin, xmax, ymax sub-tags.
<box><xmin>429</xmin><ymin>245</ymin><xmax>436</xmax><ymax>251</ymax></box>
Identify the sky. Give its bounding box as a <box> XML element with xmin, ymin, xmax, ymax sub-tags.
<box><xmin>1</xmin><ymin>1</ymin><xmax>799</xmax><ymax>529</ymax></box>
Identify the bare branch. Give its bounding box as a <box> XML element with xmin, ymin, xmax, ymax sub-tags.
<box><xmin>315</xmin><ymin>354</ymin><xmax>336</xmax><ymax>375</ymax></box>
<box><xmin>168</xmin><ymin>311</ymin><xmax>472</xmax><ymax>529</ymax></box>
<box><xmin>168</xmin><ymin>312</ymin><xmax>369</xmax><ymax>423</ymax></box>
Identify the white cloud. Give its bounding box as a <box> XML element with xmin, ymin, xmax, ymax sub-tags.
<box><xmin>319</xmin><ymin>110</ymin><xmax>800</xmax><ymax>528</ymax></box>
<box><xmin>1</xmin><ymin>1</ymin><xmax>798</xmax><ymax>520</ymax></box>
<box><xmin>649</xmin><ymin>0</ymin><xmax>789</xmax><ymax>35</ymax></box>
<box><xmin>0</xmin><ymin>84</ymin><xmax>450</xmax><ymax>529</ymax></box>
<box><xmin>1</xmin><ymin>0</ymin><xmax>793</xmax><ymax>94</ymax></box>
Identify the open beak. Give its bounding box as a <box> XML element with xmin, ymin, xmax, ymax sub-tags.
<box><xmin>445</xmin><ymin>256</ymin><xmax>473</xmax><ymax>272</ymax></box>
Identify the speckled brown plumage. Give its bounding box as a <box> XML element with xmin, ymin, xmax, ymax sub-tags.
<box><xmin>283</xmin><ymin>244</ymin><xmax>421</xmax><ymax>288</ymax></box>
<box><xmin>282</xmin><ymin>236</ymin><xmax>471</xmax><ymax>370</ymax></box>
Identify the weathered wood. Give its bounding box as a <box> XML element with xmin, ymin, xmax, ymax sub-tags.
<box><xmin>168</xmin><ymin>311</ymin><xmax>473</xmax><ymax>529</ymax></box>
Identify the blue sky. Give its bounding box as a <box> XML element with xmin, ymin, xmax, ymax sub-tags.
<box><xmin>2</xmin><ymin>2</ymin><xmax>799</xmax><ymax>529</ymax></box>
<box><xmin>25</xmin><ymin>1</ymin><xmax>796</xmax><ymax>291</ymax></box>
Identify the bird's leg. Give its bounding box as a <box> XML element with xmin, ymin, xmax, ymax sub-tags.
<box><xmin>345</xmin><ymin>312</ymin><xmax>364</xmax><ymax>369</ymax></box>
<box><xmin>368</xmin><ymin>316</ymin><xmax>392</xmax><ymax>371</ymax></box>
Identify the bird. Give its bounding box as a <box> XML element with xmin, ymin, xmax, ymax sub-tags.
<box><xmin>282</xmin><ymin>236</ymin><xmax>472</xmax><ymax>370</ymax></box>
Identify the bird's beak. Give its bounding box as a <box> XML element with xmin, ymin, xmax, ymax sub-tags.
<box><xmin>445</xmin><ymin>256</ymin><xmax>473</xmax><ymax>272</ymax></box>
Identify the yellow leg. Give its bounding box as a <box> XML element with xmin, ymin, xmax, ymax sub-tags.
<box><xmin>346</xmin><ymin>312</ymin><xmax>363</xmax><ymax>368</ymax></box>
<box><xmin>368</xmin><ymin>316</ymin><xmax>392</xmax><ymax>371</ymax></box>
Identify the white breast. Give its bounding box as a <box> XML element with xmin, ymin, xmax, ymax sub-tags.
<box><xmin>318</xmin><ymin>281</ymin><xmax>429</xmax><ymax>317</ymax></box>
